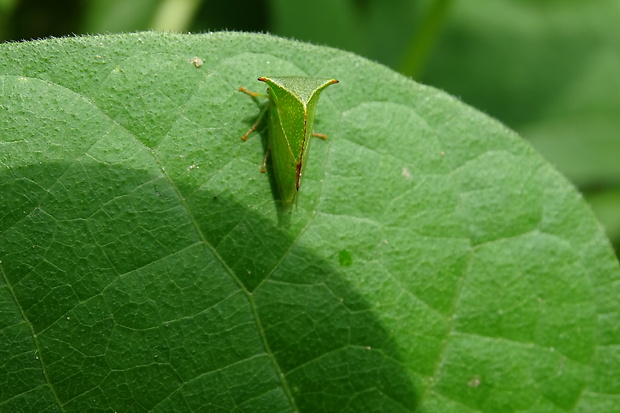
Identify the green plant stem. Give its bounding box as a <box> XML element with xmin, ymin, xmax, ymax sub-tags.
<box><xmin>151</xmin><ymin>0</ymin><xmax>203</xmax><ymax>32</ymax></box>
<box><xmin>399</xmin><ymin>0</ymin><xmax>454</xmax><ymax>79</ymax></box>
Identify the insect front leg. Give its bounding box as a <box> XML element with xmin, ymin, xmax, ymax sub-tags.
<box><xmin>238</xmin><ymin>87</ymin><xmax>269</xmax><ymax>141</ymax></box>
<box><xmin>238</xmin><ymin>86</ymin><xmax>264</xmax><ymax>98</ymax></box>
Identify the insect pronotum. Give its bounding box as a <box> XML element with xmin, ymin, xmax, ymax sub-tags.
<box><xmin>239</xmin><ymin>76</ymin><xmax>338</xmax><ymax>212</ymax></box>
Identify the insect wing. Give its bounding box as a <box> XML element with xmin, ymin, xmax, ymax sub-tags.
<box><xmin>258</xmin><ymin>76</ymin><xmax>339</xmax><ymax>211</ymax></box>
<box><xmin>265</xmin><ymin>92</ymin><xmax>303</xmax><ymax>207</ymax></box>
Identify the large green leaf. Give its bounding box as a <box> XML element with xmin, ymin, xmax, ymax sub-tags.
<box><xmin>1</xmin><ymin>32</ymin><xmax>619</xmax><ymax>412</ymax></box>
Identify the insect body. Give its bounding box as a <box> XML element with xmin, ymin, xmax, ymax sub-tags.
<box><xmin>239</xmin><ymin>76</ymin><xmax>338</xmax><ymax>212</ymax></box>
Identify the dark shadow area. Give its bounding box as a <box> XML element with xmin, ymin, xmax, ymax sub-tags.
<box><xmin>236</xmin><ymin>94</ymin><xmax>294</xmax><ymax>227</ymax></box>
<box><xmin>0</xmin><ymin>159</ymin><xmax>419</xmax><ymax>412</ymax></box>
<box><xmin>0</xmin><ymin>0</ymin><xmax>269</xmax><ymax>43</ymax></box>
<box><xmin>191</xmin><ymin>0</ymin><xmax>268</xmax><ymax>33</ymax></box>
<box><xmin>5</xmin><ymin>0</ymin><xmax>85</xmax><ymax>41</ymax></box>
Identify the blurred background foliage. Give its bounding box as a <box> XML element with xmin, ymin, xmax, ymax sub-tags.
<box><xmin>2</xmin><ymin>0</ymin><xmax>619</xmax><ymax>256</ymax></box>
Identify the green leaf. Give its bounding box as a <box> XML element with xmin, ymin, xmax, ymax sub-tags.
<box><xmin>421</xmin><ymin>0</ymin><xmax>620</xmax><ymax>188</ymax></box>
<box><xmin>267</xmin><ymin>0</ymin><xmax>421</xmax><ymax>70</ymax></box>
<box><xmin>1</xmin><ymin>32</ymin><xmax>619</xmax><ymax>412</ymax></box>
<box><xmin>420</xmin><ymin>0</ymin><xmax>620</xmax><ymax>256</ymax></box>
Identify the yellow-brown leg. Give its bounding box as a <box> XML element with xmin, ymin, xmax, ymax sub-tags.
<box><xmin>311</xmin><ymin>132</ymin><xmax>328</xmax><ymax>140</ymax></box>
<box><xmin>240</xmin><ymin>121</ymin><xmax>261</xmax><ymax>141</ymax></box>
<box><xmin>238</xmin><ymin>86</ymin><xmax>261</xmax><ymax>98</ymax></box>
<box><xmin>260</xmin><ymin>148</ymin><xmax>270</xmax><ymax>173</ymax></box>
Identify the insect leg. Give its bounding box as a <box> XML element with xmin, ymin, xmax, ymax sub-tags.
<box><xmin>238</xmin><ymin>86</ymin><xmax>262</xmax><ymax>98</ymax></box>
<box><xmin>240</xmin><ymin>120</ymin><xmax>261</xmax><ymax>141</ymax></box>
<box><xmin>311</xmin><ymin>132</ymin><xmax>328</xmax><ymax>140</ymax></box>
<box><xmin>239</xmin><ymin>101</ymin><xmax>269</xmax><ymax>141</ymax></box>
<box><xmin>238</xmin><ymin>85</ymin><xmax>271</xmax><ymax>172</ymax></box>
<box><xmin>260</xmin><ymin>147</ymin><xmax>270</xmax><ymax>173</ymax></box>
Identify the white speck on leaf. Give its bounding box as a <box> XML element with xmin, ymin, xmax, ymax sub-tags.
<box><xmin>468</xmin><ymin>376</ymin><xmax>481</xmax><ymax>387</ymax></box>
<box><xmin>190</xmin><ymin>56</ymin><xmax>204</xmax><ymax>67</ymax></box>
